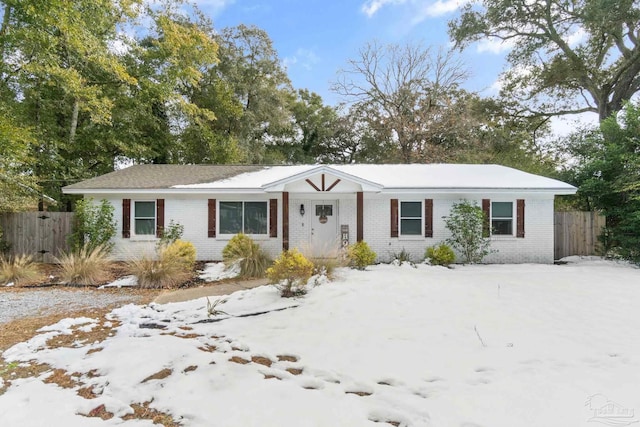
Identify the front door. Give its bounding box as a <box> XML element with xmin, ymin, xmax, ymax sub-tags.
<box><xmin>311</xmin><ymin>201</ymin><xmax>338</xmax><ymax>253</ymax></box>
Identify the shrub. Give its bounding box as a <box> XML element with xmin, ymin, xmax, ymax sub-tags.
<box><xmin>56</xmin><ymin>244</ymin><xmax>110</xmax><ymax>286</ymax></box>
<box><xmin>161</xmin><ymin>239</ymin><xmax>196</xmax><ymax>270</ymax></box>
<box><xmin>0</xmin><ymin>254</ymin><xmax>42</xmax><ymax>285</ymax></box>
<box><xmin>347</xmin><ymin>241</ymin><xmax>376</xmax><ymax>270</ymax></box>
<box><xmin>444</xmin><ymin>200</ymin><xmax>494</xmax><ymax>263</ymax></box>
<box><xmin>69</xmin><ymin>198</ymin><xmax>116</xmax><ymax>253</ymax></box>
<box><xmin>426</xmin><ymin>244</ymin><xmax>455</xmax><ymax>266</ymax></box>
<box><xmin>222</xmin><ymin>233</ymin><xmax>270</xmax><ymax>278</ymax></box>
<box><xmin>266</xmin><ymin>249</ymin><xmax>314</xmax><ymax>297</ymax></box>
<box><xmin>157</xmin><ymin>220</ymin><xmax>184</xmax><ymax>248</ymax></box>
<box><xmin>391</xmin><ymin>248</ymin><xmax>415</xmax><ymax>267</ymax></box>
<box><xmin>128</xmin><ymin>243</ymin><xmax>193</xmax><ymax>289</ymax></box>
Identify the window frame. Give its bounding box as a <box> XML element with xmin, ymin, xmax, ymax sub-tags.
<box><xmin>132</xmin><ymin>200</ymin><xmax>157</xmax><ymax>237</ymax></box>
<box><xmin>218</xmin><ymin>200</ymin><xmax>269</xmax><ymax>237</ymax></box>
<box><xmin>399</xmin><ymin>200</ymin><xmax>423</xmax><ymax>237</ymax></box>
<box><xmin>490</xmin><ymin>200</ymin><xmax>515</xmax><ymax>237</ymax></box>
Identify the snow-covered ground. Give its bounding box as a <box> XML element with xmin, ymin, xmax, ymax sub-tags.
<box><xmin>2</xmin><ymin>258</ymin><xmax>640</xmax><ymax>427</ymax></box>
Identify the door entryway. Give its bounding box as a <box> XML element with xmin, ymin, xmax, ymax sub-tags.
<box><xmin>311</xmin><ymin>201</ymin><xmax>338</xmax><ymax>252</ymax></box>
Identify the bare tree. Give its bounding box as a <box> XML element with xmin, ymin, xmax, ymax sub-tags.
<box><xmin>332</xmin><ymin>41</ymin><xmax>469</xmax><ymax>163</ymax></box>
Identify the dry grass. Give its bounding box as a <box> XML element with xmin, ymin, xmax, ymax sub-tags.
<box><xmin>123</xmin><ymin>401</ymin><xmax>181</xmax><ymax>426</ymax></box>
<box><xmin>128</xmin><ymin>246</ymin><xmax>192</xmax><ymax>289</ymax></box>
<box><xmin>251</xmin><ymin>356</ymin><xmax>273</xmax><ymax>367</ymax></box>
<box><xmin>229</xmin><ymin>356</ymin><xmax>250</xmax><ymax>365</ymax></box>
<box><xmin>141</xmin><ymin>368</ymin><xmax>173</xmax><ymax>383</ymax></box>
<box><xmin>0</xmin><ymin>254</ymin><xmax>42</xmax><ymax>285</ymax></box>
<box><xmin>56</xmin><ymin>245</ymin><xmax>110</xmax><ymax>286</ymax></box>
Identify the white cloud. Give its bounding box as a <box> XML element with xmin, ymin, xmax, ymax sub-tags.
<box><xmin>284</xmin><ymin>48</ymin><xmax>320</xmax><ymax>71</ymax></box>
<box><xmin>191</xmin><ymin>0</ymin><xmax>235</xmax><ymax>15</ymax></box>
<box><xmin>361</xmin><ymin>0</ymin><xmax>407</xmax><ymax>17</ymax></box>
<box><xmin>421</xmin><ymin>0</ymin><xmax>468</xmax><ymax>17</ymax></box>
<box><xmin>567</xmin><ymin>26</ymin><xmax>587</xmax><ymax>48</ymax></box>
<box><xmin>476</xmin><ymin>37</ymin><xmax>516</xmax><ymax>54</ymax></box>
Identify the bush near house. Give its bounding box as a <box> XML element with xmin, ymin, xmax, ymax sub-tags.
<box><xmin>157</xmin><ymin>220</ymin><xmax>184</xmax><ymax>248</ymax></box>
<box><xmin>161</xmin><ymin>239</ymin><xmax>196</xmax><ymax>270</ymax></box>
<box><xmin>426</xmin><ymin>243</ymin><xmax>455</xmax><ymax>266</ymax></box>
<box><xmin>68</xmin><ymin>198</ymin><xmax>116</xmax><ymax>253</ymax></box>
<box><xmin>444</xmin><ymin>200</ymin><xmax>493</xmax><ymax>264</ymax></box>
<box><xmin>267</xmin><ymin>249</ymin><xmax>314</xmax><ymax>297</ymax></box>
<box><xmin>347</xmin><ymin>241</ymin><xmax>376</xmax><ymax>270</ymax></box>
<box><xmin>222</xmin><ymin>233</ymin><xmax>270</xmax><ymax>278</ymax></box>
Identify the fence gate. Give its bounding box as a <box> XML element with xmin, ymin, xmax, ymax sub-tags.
<box><xmin>0</xmin><ymin>212</ymin><xmax>75</xmax><ymax>263</ymax></box>
<box><xmin>554</xmin><ymin>211</ymin><xmax>605</xmax><ymax>260</ymax></box>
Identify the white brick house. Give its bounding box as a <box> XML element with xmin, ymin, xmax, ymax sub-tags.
<box><xmin>62</xmin><ymin>164</ymin><xmax>576</xmax><ymax>264</ymax></box>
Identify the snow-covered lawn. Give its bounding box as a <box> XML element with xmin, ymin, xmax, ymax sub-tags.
<box><xmin>2</xmin><ymin>258</ymin><xmax>640</xmax><ymax>427</ymax></box>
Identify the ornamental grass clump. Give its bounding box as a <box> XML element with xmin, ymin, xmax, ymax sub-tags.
<box><xmin>222</xmin><ymin>233</ymin><xmax>270</xmax><ymax>278</ymax></box>
<box><xmin>56</xmin><ymin>244</ymin><xmax>110</xmax><ymax>286</ymax></box>
<box><xmin>0</xmin><ymin>254</ymin><xmax>42</xmax><ymax>285</ymax></box>
<box><xmin>128</xmin><ymin>240</ymin><xmax>196</xmax><ymax>289</ymax></box>
<box><xmin>266</xmin><ymin>249</ymin><xmax>314</xmax><ymax>297</ymax></box>
<box><xmin>347</xmin><ymin>241</ymin><xmax>376</xmax><ymax>270</ymax></box>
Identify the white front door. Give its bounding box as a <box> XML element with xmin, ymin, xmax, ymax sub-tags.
<box><xmin>311</xmin><ymin>201</ymin><xmax>338</xmax><ymax>253</ymax></box>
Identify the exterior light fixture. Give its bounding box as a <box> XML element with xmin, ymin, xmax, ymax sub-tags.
<box><xmin>299</xmin><ymin>204</ymin><xmax>305</xmax><ymax>216</ymax></box>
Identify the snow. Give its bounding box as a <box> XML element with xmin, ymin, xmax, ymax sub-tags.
<box><xmin>198</xmin><ymin>262</ymin><xmax>240</xmax><ymax>282</ymax></box>
<box><xmin>2</xmin><ymin>259</ymin><xmax>640</xmax><ymax>426</ymax></box>
<box><xmin>98</xmin><ymin>275</ymin><xmax>138</xmax><ymax>289</ymax></box>
<box><xmin>172</xmin><ymin>164</ymin><xmax>576</xmax><ymax>193</ymax></box>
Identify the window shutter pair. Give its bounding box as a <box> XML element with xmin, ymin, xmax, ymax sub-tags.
<box><xmin>390</xmin><ymin>199</ymin><xmax>433</xmax><ymax>238</ymax></box>
<box><xmin>205</xmin><ymin>199</ymin><xmax>278</xmax><ymax>238</ymax></box>
<box><xmin>122</xmin><ymin>199</ymin><xmax>164</xmax><ymax>238</ymax></box>
<box><xmin>482</xmin><ymin>198</ymin><xmax>525</xmax><ymax>238</ymax></box>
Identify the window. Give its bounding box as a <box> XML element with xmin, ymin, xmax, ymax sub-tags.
<box><xmin>134</xmin><ymin>201</ymin><xmax>156</xmax><ymax>235</ymax></box>
<box><xmin>219</xmin><ymin>201</ymin><xmax>268</xmax><ymax>235</ymax></box>
<box><xmin>491</xmin><ymin>201</ymin><xmax>513</xmax><ymax>235</ymax></box>
<box><xmin>400</xmin><ymin>201</ymin><xmax>422</xmax><ymax>236</ymax></box>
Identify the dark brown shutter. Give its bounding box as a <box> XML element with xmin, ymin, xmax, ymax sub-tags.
<box><xmin>282</xmin><ymin>192</ymin><xmax>289</xmax><ymax>251</ymax></box>
<box><xmin>390</xmin><ymin>199</ymin><xmax>399</xmax><ymax>237</ymax></box>
<box><xmin>156</xmin><ymin>199</ymin><xmax>165</xmax><ymax>238</ymax></box>
<box><xmin>122</xmin><ymin>199</ymin><xmax>131</xmax><ymax>238</ymax></box>
<box><xmin>482</xmin><ymin>199</ymin><xmax>491</xmax><ymax>237</ymax></box>
<box><xmin>269</xmin><ymin>198</ymin><xmax>278</xmax><ymax>237</ymax></box>
<box><xmin>424</xmin><ymin>199</ymin><xmax>433</xmax><ymax>238</ymax></box>
<box><xmin>516</xmin><ymin>199</ymin><xmax>525</xmax><ymax>238</ymax></box>
<box><xmin>207</xmin><ymin>199</ymin><xmax>216</xmax><ymax>238</ymax></box>
<box><xmin>357</xmin><ymin>192</ymin><xmax>364</xmax><ymax>242</ymax></box>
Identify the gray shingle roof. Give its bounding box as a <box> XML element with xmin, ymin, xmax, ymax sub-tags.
<box><xmin>63</xmin><ymin>165</ymin><xmax>266</xmax><ymax>190</ymax></box>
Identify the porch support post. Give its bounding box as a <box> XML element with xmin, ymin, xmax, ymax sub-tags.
<box><xmin>282</xmin><ymin>191</ymin><xmax>289</xmax><ymax>251</ymax></box>
<box><xmin>356</xmin><ymin>191</ymin><xmax>363</xmax><ymax>242</ymax></box>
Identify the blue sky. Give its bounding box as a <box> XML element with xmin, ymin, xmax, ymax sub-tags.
<box><xmin>199</xmin><ymin>0</ymin><xmax>506</xmax><ymax>106</ymax></box>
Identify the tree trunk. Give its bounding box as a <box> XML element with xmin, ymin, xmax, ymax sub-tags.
<box><xmin>69</xmin><ymin>98</ymin><xmax>79</xmax><ymax>145</ymax></box>
<box><xmin>0</xmin><ymin>5</ymin><xmax>10</xmax><ymax>37</ymax></box>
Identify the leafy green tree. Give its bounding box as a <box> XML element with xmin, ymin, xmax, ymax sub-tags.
<box><xmin>449</xmin><ymin>0</ymin><xmax>640</xmax><ymax>121</ymax></box>
<box><xmin>444</xmin><ymin>201</ymin><xmax>494</xmax><ymax>263</ymax></box>
<box><xmin>561</xmin><ymin>102</ymin><xmax>640</xmax><ymax>261</ymax></box>
<box><xmin>215</xmin><ymin>24</ymin><xmax>294</xmax><ymax>163</ymax></box>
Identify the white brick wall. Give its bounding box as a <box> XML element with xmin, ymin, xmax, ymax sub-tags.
<box><xmin>88</xmin><ymin>193</ymin><xmax>283</xmax><ymax>261</ymax></box>
<box><xmin>89</xmin><ymin>191</ymin><xmax>556</xmax><ymax>264</ymax></box>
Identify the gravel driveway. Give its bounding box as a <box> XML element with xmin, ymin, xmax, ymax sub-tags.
<box><xmin>0</xmin><ymin>288</ymin><xmax>146</xmax><ymax>324</ymax></box>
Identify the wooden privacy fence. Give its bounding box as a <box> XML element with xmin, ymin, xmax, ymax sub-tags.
<box><xmin>554</xmin><ymin>211</ymin><xmax>605</xmax><ymax>260</ymax></box>
<box><xmin>0</xmin><ymin>212</ymin><xmax>75</xmax><ymax>263</ymax></box>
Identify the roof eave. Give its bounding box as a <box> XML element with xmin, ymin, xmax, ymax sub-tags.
<box><xmin>382</xmin><ymin>187</ymin><xmax>577</xmax><ymax>195</ymax></box>
<box><xmin>261</xmin><ymin>165</ymin><xmax>384</xmax><ymax>191</ymax></box>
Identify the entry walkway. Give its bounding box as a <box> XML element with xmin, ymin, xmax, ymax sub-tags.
<box><xmin>154</xmin><ymin>278</ymin><xmax>269</xmax><ymax>304</ymax></box>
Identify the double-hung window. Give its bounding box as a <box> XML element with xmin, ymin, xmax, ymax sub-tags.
<box><xmin>491</xmin><ymin>201</ymin><xmax>513</xmax><ymax>235</ymax></box>
<box><xmin>400</xmin><ymin>201</ymin><xmax>422</xmax><ymax>236</ymax></box>
<box><xmin>134</xmin><ymin>201</ymin><xmax>156</xmax><ymax>236</ymax></box>
<box><xmin>219</xmin><ymin>201</ymin><xmax>268</xmax><ymax>235</ymax></box>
